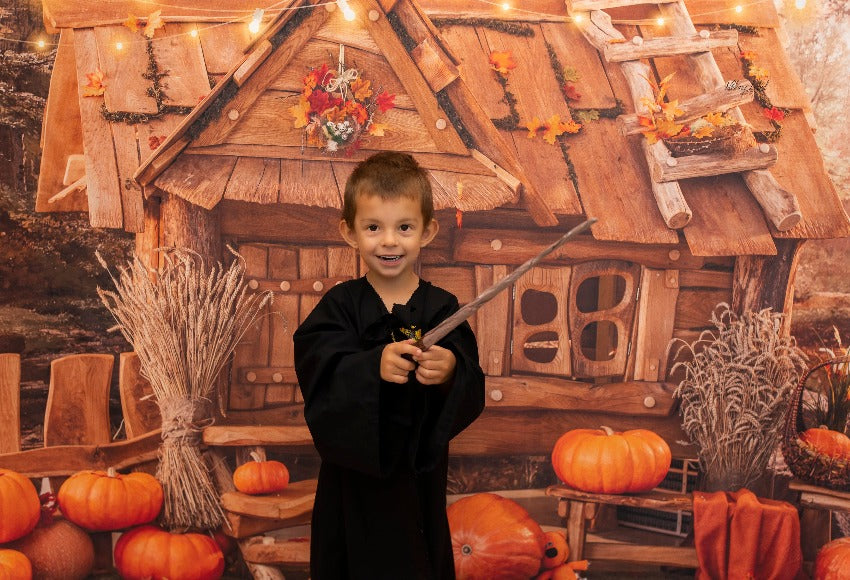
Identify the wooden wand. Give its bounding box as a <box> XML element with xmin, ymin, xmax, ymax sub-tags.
<box><xmin>417</xmin><ymin>217</ymin><xmax>598</xmax><ymax>350</ymax></box>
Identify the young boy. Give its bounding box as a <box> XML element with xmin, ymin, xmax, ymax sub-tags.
<box><xmin>293</xmin><ymin>151</ymin><xmax>485</xmax><ymax>579</ymax></box>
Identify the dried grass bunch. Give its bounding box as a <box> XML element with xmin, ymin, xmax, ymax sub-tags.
<box><xmin>806</xmin><ymin>326</ymin><xmax>850</xmax><ymax>433</ymax></box>
<box><xmin>671</xmin><ymin>304</ymin><xmax>807</xmax><ymax>491</ymax></box>
<box><xmin>98</xmin><ymin>249</ymin><xmax>273</xmax><ymax>530</ymax></box>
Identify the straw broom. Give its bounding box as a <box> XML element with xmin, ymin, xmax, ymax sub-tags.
<box><xmin>97</xmin><ymin>249</ymin><xmax>273</xmax><ymax>530</ymax></box>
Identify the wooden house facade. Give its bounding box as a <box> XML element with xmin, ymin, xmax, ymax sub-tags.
<box><xmin>35</xmin><ymin>0</ymin><xmax>850</xmax><ymax>460</ymax></box>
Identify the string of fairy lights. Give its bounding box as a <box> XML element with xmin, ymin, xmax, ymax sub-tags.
<box><xmin>0</xmin><ymin>0</ymin><xmax>820</xmax><ymax>49</ymax></box>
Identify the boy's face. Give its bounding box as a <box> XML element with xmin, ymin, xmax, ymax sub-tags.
<box><xmin>339</xmin><ymin>192</ymin><xmax>438</xmax><ymax>286</ymax></box>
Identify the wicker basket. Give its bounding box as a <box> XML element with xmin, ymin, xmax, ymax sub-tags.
<box><xmin>664</xmin><ymin>123</ymin><xmax>752</xmax><ymax>157</ymax></box>
<box><xmin>781</xmin><ymin>358</ymin><xmax>850</xmax><ymax>491</ymax></box>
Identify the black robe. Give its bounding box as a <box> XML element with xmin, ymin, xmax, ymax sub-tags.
<box><xmin>293</xmin><ymin>277</ymin><xmax>486</xmax><ymax>580</ymax></box>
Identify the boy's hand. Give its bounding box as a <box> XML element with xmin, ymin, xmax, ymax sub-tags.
<box><xmin>413</xmin><ymin>344</ymin><xmax>456</xmax><ymax>386</ymax></box>
<box><xmin>381</xmin><ymin>339</ymin><xmax>420</xmax><ymax>384</ymax></box>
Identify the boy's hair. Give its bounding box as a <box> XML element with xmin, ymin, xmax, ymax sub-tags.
<box><xmin>342</xmin><ymin>152</ymin><xmax>434</xmax><ymax>228</ymax></box>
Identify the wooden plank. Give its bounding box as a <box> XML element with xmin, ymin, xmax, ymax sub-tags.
<box><xmin>194</xmin><ymin>7</ymin><xmax>331</xmax><ymax>147</ymax></box>
<box><xmin>674</xmin><ymin>288</ymin><xmax>730</xmax><ymax>330</ymax></box>
<box><xmin>230</xmin><ymin>245</ymin><xmax>271</xmax><ymax>411</ymax></box>
<box><xmin>199</xmin><ymin>23</ymin><xmax>254</xmax><ymax>75</ymax></box>
<box><xmin>360</xmin><ymin>0</ymin><xmax>468</xmax><ymax>155</ymax></box>
<box><xmin>512</xmin><ymin>266</ymin><xmax>572</xmax><ymax>376</ymax></box>
<box><xmin>437</xmin><ymin>25</ymin><xmax>508</xmax><ymax>120</ymax></box>
<box><xmin>241</xmin><ymin>536</ymin><xmax>310</xmax><ymax>566</ymax></box>
<box><xmin>94</xmin><ymin>25</ymin><xmax>158</xmax><ymax>113</ymax></box>
<box><xmin>139</xmin><ymin>113</ymin><xmax>186</xmax><ymax>164</ymax></box>
<box><xmin>150</xmin><ymin>23</ymin><xmax>212</xmax><ymax>107</ymax></box>
<box><xmin>221</xmin><ymin>202</ymin><xmax>342</xmax><ymax>243</ymax></box>
<box><xmin>566</xmin><ymin>0</ymin><xmax>675</xmax><ymax>10</ymax></box>
<box><xmin>269</xmin><ymin>39</ymin><xmax>415</xmax><ymax>110</ymax></box>
<box><xmin>632</xmin><ymin>268</ymin><xmax>679</xmax><ymax>382</ymax></box>
<box><xmin>315</xmin><ymin>6</ymin><xmax>380</xmax><ymax>53</ymax></box>
<box><xmin>0</xmin><ymin>354</ymin><xmax>21</xmax><ymax>454</ymax></box>
<box><xmin>473</xmin><ymin>266</ymin><xmax>511</xmax><ymax>376</ymax></box>
<box><xmin>37</xmin><ymin>30</ymin><xmax>87</xmax><ymax>212</ymax></box>
<box><xmin>110</xmin><ymin>122</ymin><xmax>145</xmax><ymax>232</ymax></box>
<box><xmin>118</xmin><ymin>352</ymin><xmax>161</xmax><ymax>439</ymax></box>
<box><xmin>540</xmin><ymin>22</ymin><xmax>617</xmax><ymax>111</ymax></box>
<box><xmin>268</xmin><ymin>246</ymin><xmax>300</xmax><ymax>406</ymax></box>
<box><xmin>221</xmin><ymin>479</ymin><xmax>317</xmax><ymax>519</ymax></box>
<box><xmin>238</xmin><ymin>367</ymin><xmax>297</xmax><ymax>385</ymax></box>
<box><xmin>678</xmin><ymin>269</ymin><xmax>732</xmax><ymax>289</ymax></box>
<box><xmin>548</xmin><ymin>485</ymin><xmax>694</xmax><ymax>511</ymax></box>
<box><xmin>203</xmin><ymin>425</ymin><xmax>313</xmax><ymax>447</ymax></box>
<box><xmin>454</xmin><ymin>228</ymin><xmax>704</xmax><ymax>270</ymax></box>
<box><xmin>234</xmin><ymin>40</ymin><xmax>273</xmax><ymax>87</ymax></box>
<box><xmin>44</xmin><ymin>354</ymin><xmax>114</xmax><ymax>447</ymax></box>
<box><xmin>566</xmin><ymin>119</ymin><xmax>681</xmax><ymax>243</ymax></box>
<box><xmin>420</xmin><ymin>266</ymin><xmax>476</xmax><ymax>306</ymax></box>
<box><xmin>422</xmin><ymin>0</ymin><xmax>567</xmax><ymax>20</ymax></box>
<box><xmin>486</xmin><ymin>375</ymin><xmax>675</xmax><ymax>416</ymax></box>
<box><xmin>298</xmin><ymin>248</ymin><xmax>328</xmax><ymax>324</ymax></box>
<box><xmin>738</xmin><ymin>28</ymin><xmax>810</xmax><ymax>110</ymax></box>
<box><xmin>680</xmin><ymin>174</ymin><xmax>777</xmax><ymax>257</ymax></box>
<box><xmin>583</xmin><ymin>542</ymin><xmax>697</xmax><ymax>567</ymax></box>
<box><xmin>411</xmin><ymin>36</ymin><xmax>459</xmax><ymax>93</ymax></box>
<box><xmin>74</xmin><ymin>28</ymin><xmax>123</xmax><ymax>228</ymax></box>
<box><xmin>603</xmin><ymin>29</ymin><xmax>737</xmax><ymax>62</ymax></box>
<box><xmin>569</xmin><ymin>261</ymin><xmax>640</xmax><ymax>378</ymax></box>
<box><xmin>154</xmin><ymin>154</ymin><xmax>237</xmax><ymax>209</ymax></box>
<box><xmin>652</xmin><ymin>144</ymin><xmax>778</xmax><ymax>183</ymax></box>
<box><xmin>225</xmin><ymin>512</ymin><xmax>312</xmax><ymax>540</ymax></box>
<box><xmin>224</xmin><ymin>157</ymin><xmax>280</xmax><ymax>204</ymax></box>
<box><xmin>0</xmin><ymin>430</ymin><xmax>161</xmax><ymax>477</ymax></box>
<box><xmin>279</xmin><ymin>159</ymin><xmax>342</xmax><ymax>207</ymax></box>
<box><xmin>480</xmin><ymin>25</ymin><xmax>572</xmax><ymax>124</ymax></box>
<box><xmin>428</xmin><ymin>170</ymin><xmax>516</xmax><ymax>212</ymax></box>
<box><xmin>770</xmin><ymin>113</ymin><xmax>850</xmax><ymax>240</ymax></box>
<box><xmin>688</xmin><ymin>0</ymin><xmax>779</xmax><ymax>28</ymax></box>
<box><xmin>505</xmin><ymin>131</ymin><xmax>582</xmax><ymax>216</ymax></box>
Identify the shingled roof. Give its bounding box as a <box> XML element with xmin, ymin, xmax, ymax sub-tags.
<box><xmin>36</xmin><ymin>0</ymin><xmax>850</xmax><ymax>256</ymax></box>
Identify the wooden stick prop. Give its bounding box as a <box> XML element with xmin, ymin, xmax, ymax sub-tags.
<box><xmin>418</xmin><ymin>218</ymin><xmax>598</xmax><ymax>350</ymax></box>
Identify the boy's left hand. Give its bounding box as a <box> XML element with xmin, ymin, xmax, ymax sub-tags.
<box><xmin>413</xmin><ymin>345</ymin><xmax>456</xmax><ymax>386</ymax></box>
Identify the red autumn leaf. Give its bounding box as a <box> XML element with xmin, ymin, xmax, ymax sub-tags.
<box><xmin>762</xmin><ymin>107</ymin><xmax>785</xmax><ymax>122</ymax></box>
<box><xmin>489</xmin><ymin>51</ymin><xmax>516</xmax><ymax>76</ymax></box>
<box><xmin>148</xmin><ymin>135</ymin><xmax>167</xmax><ymax>150</ymax></box>
<box><xmin>563</xmin><ymin>82</ymin><xmax>581</xmax><ymax>101</ymax></box>
<box><xmin>376</xmin><ymin>91</ymin><xmax>396</xmax><ymax>113</ymax></box>
<box><xmin>82</xmin><ymin>69</ymin><xmax>106</xmax><ymax>97</ymax></box>
<box><xmin>307</xmin><ymin>89</ymin><xmax>339</xmax><ymax>114</ymax></box>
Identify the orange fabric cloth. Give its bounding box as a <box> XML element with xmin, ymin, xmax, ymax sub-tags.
<box><xmin>692</xmin><ymin>489</ymin><xmax>805</xmax><ymax>580</ymax></box>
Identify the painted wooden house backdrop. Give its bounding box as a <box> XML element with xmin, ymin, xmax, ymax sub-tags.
<box><xmin>35</xmin><ymin>0</ymin><xmax>850</xmax><ymax>459</ymax></box>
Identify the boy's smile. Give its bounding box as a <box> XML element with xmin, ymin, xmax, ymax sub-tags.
<box><xmin>340</xmin><ymin>193</ymin><xmax>438</xmax><ymax>296</ymax></box>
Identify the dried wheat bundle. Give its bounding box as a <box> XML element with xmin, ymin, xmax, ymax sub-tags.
<box><xmin>671</xmin><ymin>303</ymin><xmax>807</xmax><ymax>491</ymax></box>
<box><xmin>97</xmin><ymin>249</ymin><xmax>273</xmax><ymax>530</ymax></box>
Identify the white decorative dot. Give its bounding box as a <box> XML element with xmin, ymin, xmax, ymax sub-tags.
<box><xmin>272</xmin><ymin>373</ymin><xmax>283</xmax><ymax>383</ymax></box>
<box><xmin>368</xmin><ymin>9</ymin><xmax>380</xmax><ymax>21</ymax></box>
<box><xmin>248</xmin><ymin>279</ymin><xmax>259</xmax><ymax>289</ymax></box>
<box><xmin>246</xmin><ymin>372</ymin><xmax>257</xmax><ymax>383</ymax></box>
<box><xmin>632</xmin><ymin>36</ymin><xmax>643</xmax><ymax>46</ymax></box>
<box><xmin>435</xmin><ymin>118</ymin><xmax>447</xmax><ymax>130</ymax></box>
<box><xmin>759</xmin><ymin>143</ymin><xmax>770</xmax><ymax>154</ymax></box>
<box><xmin>490</xmin><ymin>239</ymin><xmax>503</xmax><ymax>251</ymax></box>
<box><xmin>490</xmin><ymin>389</ymin><xmax>503</xmax><ymax>402</ymax></box>
<box><xmin>228</xmin><ymin>109</ymin><xmax>240</xmax><ymax>121</ymax></box>
<box><xmin>313</xmin><ymin>280</ymin><xmax>324</xmax><ymax>292</ymax></box>
<box><xmin>699</xmin><ymin>29</ymin><xmax>710</xmax><ymax>39</ymax></box>
<box><xmin>279</xmin><ymin>280</ymin><xmax>291</xmax><ymax>292</ymax></box>
<box><xmin>668</xmin><ymin>249</ymin><xmax>681</xmax><ymax>261</ymax></box>
<box><xmin>643</xmin><ymin>396</ymin><xmax>657</xmax><ymax>408</ymax></box>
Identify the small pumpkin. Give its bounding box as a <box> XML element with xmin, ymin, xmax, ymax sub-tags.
<box><xmin>536</xmin><ymin>560</ymin><xmax>589</xmax><ymax>580</ymax></box>
<box><xmin>541</xmin><ymin>530</ymin><xmax>569</xmax><ymax>569</ymax></box>
<box><xmin>801</xmin><ymin>428</ymin><xmax>850</xmax><ymax>460</ymax></box>
<box><xmin>551</xmin><ymin>426</ymin><xmax>672</xmax><ymax>494</ymax></box>
<box><xmin>815</xmin><ymin>536</ymin><xmax>850</xmax><ymax>580</ymax></box>
<box><xmin>447</xmin><ymin>492</ymin><xmax>546</xmax><ymax>580</ymax></box>
<box><xmin>0</xmin><ymin>468</ymin><xmax>40</xmax><ymax>543</ymax></box>
<box><xmin>233</xmin><ymin>454</ymin><xmax>290</xmax><ymax>495</ymax></box>
<box><xmin>114</xmin><ymin>525</ymin><xmax>225</xmax><ymax>580</ymax></box>
<box><xmin>57</xmin><ymin>467</ymin><xmax>163</xmax><ymax>531</ymax></box>
<box><xmin>0</xmin><ymin>549</ymin><xmax>32</xmax><ymax>580</ymax></box>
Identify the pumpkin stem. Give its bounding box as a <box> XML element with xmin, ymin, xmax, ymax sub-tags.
<box><xmin>249</xmin><ymin>451</ymin><xmax>262</xmax><ymax>463</ymax></box>
<box><xmin>599</xmin><ymin>426</ymin><xmax>615</xmax><ymax>436</ymax></box>
<box><xmin>107</xmin><ymin>467</ymin><xmax>117</xmax><ymax>477</ymax></box>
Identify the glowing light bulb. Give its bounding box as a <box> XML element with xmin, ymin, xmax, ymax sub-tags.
<box><xmin>337</xmin><ymin>0</ymin><xmax>356</xmax><ymax>21</ymax></box>
<box><xmin>116</xmin><ymin>41</ymin><xmax>124</xmax><ymax>50</ymax></box>
<box><xmin>190</xmin><ymin>28</ymin><xmax>198</xmax><ymax>37</ymax></box>
<box><xmin>573</xmin><ymin>13</ymin><xmax>584</xmax><ymax>24</ymax></box>
<box><xmin>501</xmin><ymin>2</ymin><xmax>510</xmax><ymax>10</ymax></box>
<box><xmin>248</xmin><ymin>8</ymin><xmax>263</xmax><ymax>34</ymax></box>
<box><xmin>37</xmin><ymin>39</ymin><xmax>45</xmax><ymax>48</ymax></box>
<box><xmin>656</xmin><ymin>17</ymin><xmax>665</xmax><ymax>26</ymax></box>
<box><xmin>734</xmin><ymin>4</ymin><xmax>743</xmax><ymax>13</ymax></box>
<box><xmin>795</xmin><ymin>0</ymin><xmax>806</xmax><ymax>8</ymax></box>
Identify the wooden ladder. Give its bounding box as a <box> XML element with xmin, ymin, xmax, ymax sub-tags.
<box><xmin>566</xmin><ymin>0</ymin><xmax>801</xmax><ymax>232</ymax></box>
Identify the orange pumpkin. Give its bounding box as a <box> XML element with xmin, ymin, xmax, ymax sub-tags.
<box><xmin>11</xmin><ymin>517</ymin><xmax>94</xmax><ymax>580</ymax></box>
<box><xmin>57</xmin><ymin>468</ymin><xmax>163</xmax><ymax>531</ymax></box>
<box><xmin>233</xmin><ymin>459</ymin><xmax>290</xmax><ymax>495</ymax></box>
<box><xmin>0</xmin><ymin>469</ymin><xmax>40</xmax><ymax>543</ymax></box>
<box><xmin>801</xmin><ymin>428</ymin><xmax>850</xmax><ymax>460</ymax></box>
<box><xmin>447</xmin><ymin>493</ymin><xmax>546</xmax><ymax>580</ymax></box>
<box><xmin>541</xmin><ymin>530</ymin><xmax>569</xmax><ymax>569</ymax></box>
<box><xmin>551</xmin><ymin>426</ymin><xmax>672</xmax><ymax>494</ymax></box>
<box><xmin>114</xmin><ymin>525</ymin><xmax>224</xmax><ymax>580</ymax></box>
<box><xmin>536</xmin><ymin>561</ymin><xmax>589</xmax><ymax>579</ymax></box>
<box><xmin>0</xmin><ymin>549</ymin><xmax>32</xmax><ymax>580</ymax></box>
<box><xmin>815</xmin><ymin>536</ymin><xmax>850</xmax><ymax>580</ymax></box>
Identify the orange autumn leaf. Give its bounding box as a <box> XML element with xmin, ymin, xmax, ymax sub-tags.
<box><xmin>368</xmin><ymin>122</ymin><xmax>388</xmax><ymax>136</ymax></box>
<box><xmin>748</xmin><ymin>65</ymin><xmax>769</xmax><ymax>83</ymax></box>
<box><xmin>489</xmin><ymin>51</ymin><xmax>516</xmax><ymax>77</ymax></box>
<box><xmin>143</xmin><ymin>10</ymin><xmax>164</xmax><ymax>39</ymax></box>
<box><xmin>350</xmin><ymin>77</ymin><xmax>373</xmax><ymax>101</ymax></box>
<box><xmin>608</xmin><ymin>38</ymin><xmax>627</xmax><ymax>44</ymax></box>
<box><xmin>704</xmin><ymin>111</ymin><xmax>727</xmax><ymax>126</ymax></box>
<box><xmin>82</xmin><ymin>69</ymin><xmax>106</xmax><ymax>97</ymax></box>
<box><xmin>123</xmin><ymin>14</ymin><xmax>140</xmax><ymax>33</ymax></box>
<box><xmin>740</xmin><ymin>50</ymin><xmax>758</xmax><ymax>61</ymax></box>
<box><xmin>637</xmin><ymin>115</ymin><xmax>656</xmax><ymax>129</ymax></box>
<box><xmin>525</xmin><ymin>117</ymin><xmax>543</xmax><ymax>138</ymax></box>
<box><xmin>691</xmin><ymin>124</ymin><xmax>714</xmax><ymax>138</ymax></box>
<box><xmin>654</xmin><ymin>117</ymin><xmax>684</xmax><ymax>139</ymax></box>
<box><xmin>289</xmin><ymin>98</ymin><xmax>311</xmax><ymax>128</ymax></box>
<box><xmin>541</xmin><ymin>114</ymin><xmax>564</xmax><ymax>144</ymax></box>
<box><xmin>659</xmin><ymin>99</ymin><xmax>684</xmax><ymax>120</ymax></box>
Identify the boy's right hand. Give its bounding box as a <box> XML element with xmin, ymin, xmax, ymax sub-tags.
<box><xmin>380</xmin><ymin>339</ymin><xmax>422</xmax><ymax>384</ymax></box>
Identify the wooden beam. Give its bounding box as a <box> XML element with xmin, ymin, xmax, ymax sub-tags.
<box><xmin>0</xmin><ymin>354</ymin><xmax>21</xmax><ymax>454</ymax></box>
<box><xmin>159</xmin><ymin>192</ymin><xmax>223</xmax><ymax>262</ymax></box>
<box><xmin>602</xmin><ymin>29</ymin><xmax>737</xmax><ymax>63</ymax></box>
<box><xmin>583</xmin><ymin>544</ymin><xmax>698</xmax><ymax>567</ymax></box>
<box><xmin>566</xmin><ymin>0</ymin><xmax>676</xmax><ymax>11</ymax></box>
<box><xmin>731</xmin><ymin>238</ymin><xmax>802</xmax><ymax>321</ymax></box>
<box><xmin>241</xmin><ymin>536</ymin><xmax>311</xmax><ymax>566</ymax></box>
<box><xmin>651</xmin><ymin>144</ymin><xmax>778</xmax><ymax>183</ymax></box>
<box><xmin>220</xmin><ymin>479</ymin><xmax>317</xmax><ymax>519</ymax></box>
<box><xmin>203</xmin><ymin>425</ymin><xmax>314</xmax><ymax>447</ymax></box>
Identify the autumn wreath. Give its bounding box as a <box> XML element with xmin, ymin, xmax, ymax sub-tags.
<box><xmin>290</xmin><ymin>58</ymin><xmax>396</xmax><ymax>154</ymax></box>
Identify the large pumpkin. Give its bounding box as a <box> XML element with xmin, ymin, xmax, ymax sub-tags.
<box><xmin>815</xmin><ymin>537</ymin><xmax>850</xmax><ymax>580</ymax></box>
<box><xmin>233</xmin><ymin>458</ymin><xmax>290</xmax><ymax>495</ymax></box>
<box><xmin>57</xmin><ymin>468</ymin><xmax>163</xmax><ymax>531</ymax></box>
<box><xmin>10</xmin><ymin>517</ymin><xmax>94</xmax><ymax>580</ymax></box>
<box><xmin>0</xmin><ymin>469</ymin><xmax>40</xmax><ymax>543</ymax></box>
<box><xmin>447</xmin><ymin>493</ymin><xmax>546</xmax><ymax>580</ymax></box>
<box><xmin>114</xmin><ymin>525</ymin><xmax>225</xmax><ymax>580</ymax></box>
<box><xmin>551</xmin><ymin>426</ymin><xmax>672</xmax><ymax>494</ymax></box>
<box><xmin>801</xmin><ymin>428</ymin><xmax>850</xmax><ymax>460</ymax></box>
<box><xmin>0</xmin><ymin>549</ymin><xmax>32</xmax><ymax>580</ymax></box>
